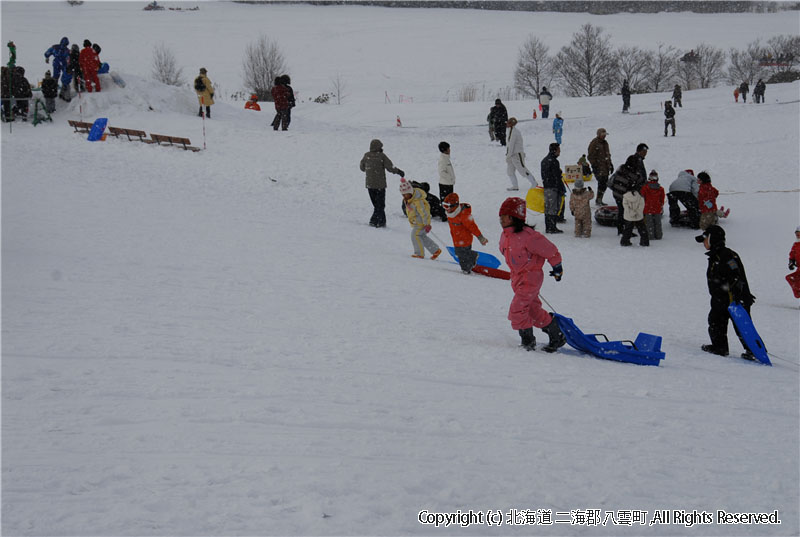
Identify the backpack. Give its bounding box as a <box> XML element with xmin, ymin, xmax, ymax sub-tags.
<box><xmin>194</xmin><ymin>76</ymin><xmax>206</xmax><ymax>92</ymax></box>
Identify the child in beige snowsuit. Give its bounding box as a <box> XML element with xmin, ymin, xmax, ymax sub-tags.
<box><xmin>568</xmin><ymin>178</ymin><xmax>594</xmax><ymax>238</ymax></box>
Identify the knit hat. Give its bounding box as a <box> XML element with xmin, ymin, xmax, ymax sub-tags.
<box><xmin>250</xmin><ymin>94</ymin><xmax>258</xmax><ymax>100</ymax></box>
<box><xmin>685</xmin><ymin>169</ymin><xmax>695</xmax><ymax>176</ymax></box>
<box><xmin>648</xmin><ymin>170</ymin><xmax>659</xmax><ymax>181</ymax></box>
<box><xmin>597</xmin><ymin>128</ymin><xmax>608</xmax><ymax>136</ymax></box>
<box><xmin>795</xmin><ymin>225</ymin><xmax>800</xmax><ymax>233</ymax></box>
<box><xmin>507</xmin><ymin>117</ymin><xmax>518</xmax><ymax>126</ymax></box>
<box><xmin>199</xmin><ymin>67</ymin><xmax>207</xmax><ymax>74</ymax></box>
<box><xmin>443</xmin><ymin>193</ymin><xmax>459</xmax><ymax>208</ymax></box>
<box><xmin>45</xmin><ymin>70</ymin><xmax>51</xmax><ymax>77</ymax></box>
<box><xmin>574</xmin><ymin>178</ymin><xmax>584</xmax><ymax>189</ymax></box>
<box><xmin>695</xmin><ymin>225</ymin><xmax>726</xmax><ymax>246</ymax></box>
<box><xmin>399</xmin><ymin>178</ymin><xmax>414</xmax><ymax>196</ymax></box>
<box><xmin>499</xmin><ymin>197</ymin><xmax>527</xmax><ymax>220</ymax></box>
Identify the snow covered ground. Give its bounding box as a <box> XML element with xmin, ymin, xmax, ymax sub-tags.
<box><xmin>2</xmin><ymin>2</ymin><xmax>799</xmax><ymax>536</ymax></box>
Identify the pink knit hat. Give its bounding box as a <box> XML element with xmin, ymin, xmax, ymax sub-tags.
<box><xmin>399</xmin><ymin>178</ymin><xmax>414</xmax><ymax>195</ymax></box>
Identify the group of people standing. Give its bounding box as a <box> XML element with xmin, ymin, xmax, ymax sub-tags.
<box><xmin>44</xmin><ymin>36</ymin><xmax>103</xmax><ymax>100</ymax></box>
<box><xmin>734</xmin><ymin>79</ymin><xmax>767</xmax><ymax>103</ymax></box>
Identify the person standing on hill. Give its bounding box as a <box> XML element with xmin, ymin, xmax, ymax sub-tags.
<box><xmin>79</xmin><ymin>39</ymin><xmax>101</xmax><ymax>92</ymax></box>
<box><xmin>539</xmin><ymin>86</ymin><xmax>552</xmax><ymax>118</ymax></box>
<box><xmin>672</xmin><ymin>84</ymin><xmax>682</xmax><ymax>107</ymax></box>
<box><xmin>279</xmin><ymin>75</ymin><xmax>295</xmax><ymax>129</ymax></box>
<box><xmin>505</xmin><ymin>117</ymin><xmax>537</xmax><ymax>191</ymax></box>
<box><xmin>621</xmin><ymin>79</ymin><xmax>631</xmax><ymax>113</ymax></box>
<box><xmin>67</xmin><ymin>44</ymin><xmax>82</xmax><ymax>94</ymax></box>
<box><xmin>754</xmin><ymin>79</ymin><xmax>766</xmax><ymax>103</ymax></box>
<box><xmin>270</xmin><ymin>76</ymin><xmax>291</xmax><ymax>130</ymax></box>
<box><xmin>739</xmin><ymin>80</ymin><xmax>749</xmax><ymax>103</ymax></box>
<box><xmin>437</xmin><ymin>141</ymin><xmax>455</xmax><ymax>220</ymax></box>
<box><xmin>489</xmin><ymin>98</ymin><xmax>508</xmax><ymax>146</ymax></box>
<box><xmin>41</xmin><ymin>70</ymin><xmax>58</xmax><ymax>113</ymax></box>
<box><xmin>541</xmin><ymin>142</ymin><xmax>565</xmax><ymax>234</ymax></box>
<box><xmin>194</xmin><ymin>67</ymin><xmax>214</xmax><ymax>118</ymax></box>
<box><xmin>587</xmin><ymin>128</ymin><xmax>613</xmax><ymax>206</ymax></box>
<box><xmin>552</xmin><ymin>111</ymin><xmax>563</xmax><ymax>144</ymax></box>
<box><xmin>664</xmin><ymin>101</ymin><xmax>676</xmax><ymax>136</ymax></box>
<box><xmin>43</xmin><ymin>37</ymin><xmax>70</xmax><ymax>96</ymax></box>
<box><xmin>359</xmin><ymin>139</ymin><xmax>404</xmax><ymax>228</ymax></box>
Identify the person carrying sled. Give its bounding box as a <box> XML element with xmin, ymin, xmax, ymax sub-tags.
<box><xmin>696</xmin><ymin>225</ymin><xmax>757</xmax><ymax>360</ymax></box>
<box><xmin>641</xmin><ymin>170</ymin><xmax>665</xmax><ymax>240</ymax></box>
<box><xmin>697</xmin><ymin>172</ymin><xmax>720</xmax><ymax>230</ymax></box>
<box><xmin>443</xmin><ymin>192</ymin><xmax>488</xmax><ymax>274</ymax></box>
<box><xmin>587</xmin><ymin>128</ymin><xmax>613</xmax><ymax>206</ymax></box>
<box><xmin>79</xmin><ymin>40</ymin><xmax>101</xmax><ymax>92</ymax></box>
<box><xmin>244</xmin><ymin>94</ymin><xmax>261</xmax><ymax>111</ymax></box>
<box><xmin>498</xmin><ymin>197</ymin><xmax>566</xmax><ymax>353</ymax></box>
<box><xmin>505</xmin><ymin>117</ymin><xmax>537</xmax><ymax>191</ymax></box>
<box><xmin>568</xmin><ymin>178</ymin><xmax>594</xmax><ymax>238</ymax></box>
<box><xmin>672</xmin><ymin>84</ymin><xmax>682</xmax><ymax>107</ymax></box>
<box><xmin>489</xmin><ymin>99</ymin><xmax>508</xmax><ymax>146</ymax></box>
<box><xmin>194</xmin><ymin>68</ymin><xmax>214</xmax><ymax>118</ymax></box>
<box><xmin>552</xmin><ymin>111</ymin><xmax>563</xmax><ymax>144</ymax></box>
<box><xmin>41</xmin><ymin>70</ymin><xmax>58</xmax><ymax>113</ymax></box>
<box><xmin>400</xmin><ymin>178</ymin><xmax>441</xmax><ymax>260</ymax></box>
<box><xmin>359</xmin><ymin>138</ymin><xmax>404</xmax><ymax>228</ymax></box>
<box><xmin>786</xmin><ymin>226</ymin><xmax>800</xmax><ymax>299</ymax></box>
<box><xmin>664</xmin><ymin>101</ymin><xmax>676</xmax><ymax>136</ymax></box>
<box><xmin>437</xmin><ymin>141</ymin><xmax>455</xmax><ymax>220</ymax></box>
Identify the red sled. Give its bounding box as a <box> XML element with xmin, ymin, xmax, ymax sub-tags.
<box><xmin>472</xmin><ymin>264</ymin><xmax>510</xmax><ymax>280</ymax></box>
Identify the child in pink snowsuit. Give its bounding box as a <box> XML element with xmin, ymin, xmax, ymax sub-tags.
<box><xmin>787</xmin><ymin>226</ymin><xmax>800</xmax><ymax>299</ymax></box>
<box><xmin>498</xmin><ymin>197</ymin><xmax>566</xmax><ymax>353</ymax></box>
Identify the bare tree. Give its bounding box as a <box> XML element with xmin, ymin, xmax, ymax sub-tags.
<box><xmin>728</xmin><ymin>39</ymin><xmax>768</xmax><ymax>85</ymax></box>
<box><xmin>693</xmin><ymin>43</ymin><xmax>726</xmax><ymax>88</ymax></box>
<box><xmin>513</xmin><ymin>35</ymin><xmax>553</xmax><ymax>98</ymax></box>
<box><xmin>764</xmin><ymin>34</ymin><xmax>800</xmax><ymax>75</ymax></box>
<box><xmin>330</xmin><ymin>73</ymin><xmax>348</xmax><ymax>105</ymax></box>
<box><xmin>645</xmin><ymin>43</ymin><xmax>679</xmax><ymax>92</ymax></box>
<box><xmin>242</xmin><ymin>35</ymin><xmax>287</xmax><ymax>101</ymax></box>
<box><xmin>615</xmin><ymin>45</ymin><xmax>653</xmax><ymax>92</ymax></box>
<box><xmin>553</xmin><ymin>23</ymin><xmax>617</xmax><ymax>97</ymax></box>
<box><xmin>151</xmin><ymin>42</ymin><xmax>184</xmax><ymax>86</ymax></box>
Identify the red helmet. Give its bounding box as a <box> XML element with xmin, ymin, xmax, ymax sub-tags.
<box><xmin>443</xmin><ymin>192</ymin><xmax>459</xmax><ymax>209</ymax></box>
<box><xmin>499</xmin><ymin>197</ymin><xmax>527</xmax><ymax>220</ymax></box>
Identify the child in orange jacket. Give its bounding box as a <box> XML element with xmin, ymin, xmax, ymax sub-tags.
<box><xmin>787</xmin><ymin>226</ymin><xmax>800</xmax><ymax>298</ymax></box>
<box><xmin>443</xmin><ymin>193</ymin><xmax>488</xmax><ymax>274</ymax></box>
<box><xmin>244</xmin><ymin>94</ymin><xmax>261</xmax><ymax>111</ymax></box>
<box><xmin>697</xmin><ymin>171</ymin><xmax>719</xmax><ymax>230</ymax></box>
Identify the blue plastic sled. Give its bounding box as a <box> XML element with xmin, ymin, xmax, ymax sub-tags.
<box><xmin>553</xmin><ymin>313</ymin><xmax>665</xmax><ymax>366</ymax></box>
<box><xmin>98</xmin><ymin>62</ymin><xmax>109</xmax><ymax>74</ymax></box>
<box><xmin>728</xmin><ymin>302</ymin><xmax>771</xmax><ymax>365</ymax></box>
<box><xmin>87</xmin><ymin>118</ymin><xmax>108</xmax><ymax>141</ymax></box>
<box><xmin>445</xmin><ymin>246</ymin><xmax>501</xmax><ymax>269</ymax></box>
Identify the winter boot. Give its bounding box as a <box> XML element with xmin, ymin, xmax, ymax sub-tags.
<box><xmin>542</xmin><ymin>315</ymin><xmax>566</xmax><ymax>353</ymax></box>
<box><xmin>518</xmin><ymin>328</ymin><xmax>536</xmax><ymax>351</ymax></box>
<box><xmin>701</xmin><ymin>344</ymin><xmax>728</xmax><ymax>357</ymax></box>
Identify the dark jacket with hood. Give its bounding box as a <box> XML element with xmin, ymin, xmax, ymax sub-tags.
<box><xmin>703</xmin><ymin>227</ymin><xmax>755</xmax><ymax>307</ymax></box>
<box><xmin>360</xmin><ymin>139</ymin><xmax>403</xmax><ymax>189</ymax></box>
<box><xmin>41</xmin><ymin>74</ymin><xmax>58</xmax><ymax>98</ymax></box>
<box><xmin>540</xmin><ymin>149</ymin><xmax>564</xmax><ymax>191</ymax></box>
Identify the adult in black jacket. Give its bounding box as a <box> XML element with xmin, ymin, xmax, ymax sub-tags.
<box><xmin>664</xmin><ymin>101</ymin><xmax>676</xmax><ymax>136</ymax></box>
<box><xmin>41</xmin><ymin>70</ymin><xmax>59</xmax><ymax>113</ymax></box>
<box><xmin>739</xmin><ymin>80</ymin><xmax>749</xmax><ymax>103</ymax></box>
<box><xmin>621</xmin><ymin>80</ymin><xmax>631</xmax><ymax>113</ymax></box>
<box><xmin>541</xmin><ymin>142</ymin><xmax>564</xmax><ymax>233</ymax></box>
<box><xmin>490</xmin><ymin>99</ymin><xmax>508</xmax><ymax>146</ymax></box>
<box><xmin>68</xmin><ymin>44</ymin><xmax>82</xmax><ymax>93</ymax></box>
<box><xmin>609</xmin><ymin>154</ymin><xmax>645</xmax><ymax>235</ymax></box>
<box><xmin>696</xmin><ymin>225</ymin><xmax>757</xmax><ymax>359</ymax></box>
<box><xmin>11</xmin><ymin>66</ymin><xmax>32</xmax><ymax>120</ymax></box>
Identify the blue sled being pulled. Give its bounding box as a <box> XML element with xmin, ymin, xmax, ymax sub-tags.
<box><xmin>553</xmin><ymin>313</ymin><xmax>665</xmax><ymax>366</ymax></box>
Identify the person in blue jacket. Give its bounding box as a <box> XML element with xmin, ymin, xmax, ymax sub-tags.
<box><xmin>44</xmin><ymin>37</ymin><xmax>71</xmax><ymax>95</ymax></box>
<box><xmin>552</xmin><ymin>111</ymin><xmax>563</xmax><ymax>144</ymax></box>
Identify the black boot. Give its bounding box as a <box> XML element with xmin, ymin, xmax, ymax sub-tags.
<box><xmin>518</xmin><ymin>328</ymin><xmax>536</xmax><ymax>351</ymax></box>
<box><xmin>542</xmin><ymin>315</ymin><xmax>566</xmax><ymax>353</ymax></box>
<box><xmin>198</xmin><ymin>106</ymin><xmax>204</xmax><ymax>117</ymax></box>
<box><xmin>206</xmin><ymin>106</ymin><xmax>211</xmax><ymax>118</ymax></box>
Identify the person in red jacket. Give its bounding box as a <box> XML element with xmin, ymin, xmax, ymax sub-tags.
<box><xmin>443</xmin><ymin>193</ymin><xmax>488</xmax><ymax>274</ymax></box>
<box><xmin>697</xmin><ymin>171</ymin><xmax>719</xmax><ymax>230</ymax></box>
<box><xmin>270</xmin><ymin>76</ymin><xmax>291</xmax><ymax>131</ymax></box>
<box><xmin>640</xmin><ymin>170</ymin><xmax>665</xmax><ymax>240</ymax></box>
<box><xmin>498</xmin><ymin>197</ymin><xmax>566</xmax><ymax>352</ymax></box>
<box><xmin>244</xmin><ymin>94</ymin><xmax>261</xmax><ymax>111</ymax></box>
<box><xmin>787</xmin><ymin>226</ymin><xmax>800</xmax><ymax>299</ymax></box>
<box><xmin>78</xmin><ymin>39</ymin><xmax>101</xmax><ymax>92</ymax></box>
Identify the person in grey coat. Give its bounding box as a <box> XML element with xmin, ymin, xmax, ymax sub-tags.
<box><xmin>667</xmin><ymin>169</ymin><xmax>700</xmax><ymax>229</ymax></box>
<box><xmin>360</xmin><ymin>139</ymin><xmax>405</xmax><ymax>228</ymax></box>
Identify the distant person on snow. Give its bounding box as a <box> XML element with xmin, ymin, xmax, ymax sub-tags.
<box><xmin>244</xmin><ymin>94</ymin><xmax>261</xmax><ymax>111</ymax></box>
<box><xmin>498</xmin><ymin>197</ymin><xmax>566</xmax><ymax>353</ymax></box>
<box><xmin>359</xmin><ymin>138</ymin><xmax>404</xmax><ymax>228</ymax></box>
<box><xmin>68</xmin><ymin>44</ymin><xmax>82</xmax><ymax>94</ymax></box>
<box><xmin>194</xmin><ymin>67</ymin><xmax>214</xmax><ymax>118</ymax></box>
<box><xmin>505</xmin><ymin>117</ymin><xmax>537</xmax><ymax>191</ymax></box>
<box><xmin>621</xmin><ymin>79</ymin><xmax>631</xmax><ymax>113</ymax></box>
<box><xmin>672</xmin><ymin>84</ymin><xmax>682</xmax><ymax>107</ymax></box>
<box><xmin>539</xmin><ymin>86</ymin><xmax>552</xmax><ymax>118</ymax></box>
<box><xmin>640</xmin><ymin>170</ymin><xmax>665</xmax><ymax>240</ymax></box>
<box><xmin>443</xmin><ymin>192</ymin><xmax>488</xmax><ymax>274</ymax></box>
<box><xmin>754</xmin><ymin>79</ymin><xmax>766</xmax><ymax>103</ymax></box>
<box><xmin>437</xmin><ymin>141</ymin><xmax>455</xmax><ymax>221</ymax></box>
<box><xmin>664</xmin><ymin>100</ymin><xmax>676</xmax><ymax>136</ymax></box>
<box><xmin>667</xmin><ymin>169</ymin><xmax>700</xmax><ymax>229</ymax></box>
<box><xmin>489</xmin><ymin>98</ymin><xmax>508</xmax><ymax>146</ymax></box>
<box><xmin>733</xmin><ymin>86</ymin><xmax>740</xmax><ymax>103</ymax></box>
<box><xmin>739</xmin><ymin>81</ymin><xmax>749</xmax><ymax>103</ymax></box>
<box><xmin>43</xmin><ymin>37</ymin><xmax>70</xmax><ymax>95</ymax></box>
<box><xmin>79</xmin><ymin>39</ymin><xmax>101</xmax><ymax>92</ymax></box>
<box><xmin>696</xmin><ymin>225</ymin><xmax>757</xmax><ymax>360</ymax></box>
<box><xmin>400</xmin><ymin>178</ymin><xmax>441</xmax><ymax>260</ymax></box>
<box><xmin>587</xmin><ymin>127</ymin><xmax>613</xmax><ymax>206</ymax></box>
<box><xmin>41</xmin><ymin>70</ymin><xmax>58</xmax><ymax>113</ymax></box>
<box><xmin>270</xmin><ymin>75</ymin><xmax>294</xmax><ymax>131</ymax></box>
<box><xmin>11</xmin><ymin>66</ymin><xmax>32</xmax><ymax>121</ymax></box>
<box><xmin>786</xmin><ymin>226</ymin><xmax>800</xmax><ymax>299</ymax></box>
<box><xmin>697</xmin><ymin>172</ymin><xmax>720</xmax><ymax>230</ymax></box>
<box><xmin>552</xmin><ymin>111</ymin><xmax>563</xmax><ymax>144</ymax></box>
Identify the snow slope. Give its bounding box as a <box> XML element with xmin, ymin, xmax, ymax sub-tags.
<box><xmin>2</xmin><ymin>3</ymin><xmax>799</xmax><ymax>536</ymax></box>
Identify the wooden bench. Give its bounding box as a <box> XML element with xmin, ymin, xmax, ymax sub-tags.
<box><xmin>68</xmin><ymin>120</ymin><xmax>93</xmax><ymax>133</ymax></box>
<box><xmin>108</xmin><ymin>126</ymin><xmax>152</xmax><ymax>143</ymax></box>
<box><xmin>150</xmin><ymin>133</ymin><xmax>201</xmax><ymax>152</ymax></box>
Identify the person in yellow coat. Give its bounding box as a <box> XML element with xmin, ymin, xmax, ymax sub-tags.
<box><xmin>194</xmin><ymin>67</ymin><xmax>214</xmax><ymax>118</ymax></box>
<box><xmin>400</xmin><ymin>178</ymin><xmax>441</xmax><ymax>260</ymax></box>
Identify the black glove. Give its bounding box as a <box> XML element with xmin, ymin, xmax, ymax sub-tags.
<box><xmin>790</xmin><ymin>260</ymin><xmax>797</xmax><ymax>270</ymax></box>
<box><xmin>395</xmin><ymin>169</ymin><xmax>405</xmax><ymax>177</ymax></box>
<box><xmin>549</xmin><ymin>263</ymin><xmax>563</xmax><ymax>282</ymax></box>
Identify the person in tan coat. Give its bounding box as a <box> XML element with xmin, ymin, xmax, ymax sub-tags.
<box><xmin>568</xmin><ymin>178</ymin><xmax>594</xmax><ymax>238</ymax></box>
<box><xmin>194</xmin><ymin>67</ymin><xmax>214</xmax><ymax>118</ymax></box>
<box><xmin>587</xmin><ymin>128</ymin><xmax>613</xmax><ymax>205</ymax></box>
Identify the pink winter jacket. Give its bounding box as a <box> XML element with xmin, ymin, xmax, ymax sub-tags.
<box><xmin>499</xmin><ymin>226</ymin><xmax>562</xmax><ymax>295</ymax></box>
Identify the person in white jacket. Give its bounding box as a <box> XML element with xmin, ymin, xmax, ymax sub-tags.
<box><xmin>621</xmin><ymin>184</ymin><xmax>650</xmax><ymax>247</ymax></box>
<box><xmin>505</xmin><ymin>117</ymin><xmax>537</xmax><ymax>191</ymax></box>
<box><xmin>437</xmin><ymin>141</ymin><xmax>455</xmax><ymax>222</ymax></box>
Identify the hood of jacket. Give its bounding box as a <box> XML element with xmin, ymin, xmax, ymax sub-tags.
<box><xmin>369</xmin><ymin>139</ymin><xmax>383</xmax><ymax>152</ymax></box>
